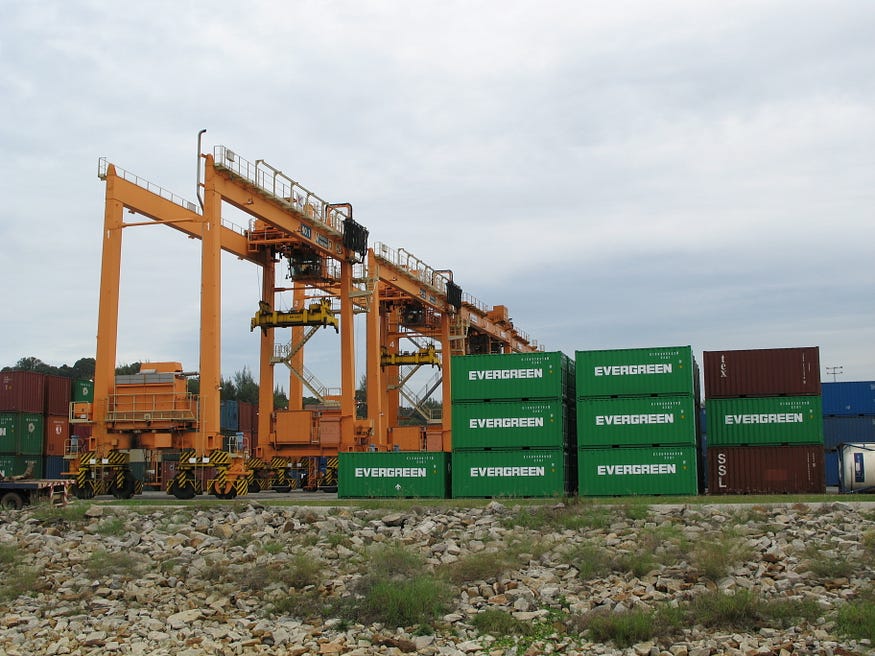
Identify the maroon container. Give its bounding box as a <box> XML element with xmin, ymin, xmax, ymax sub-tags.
<box><xmin>45</xmin><ymin>375</ymin><xmax>72</xmax><ymax>416</ymax></box>
<box><xmin>703</xmin><ymin>347</ymin><xmax>821</xmax><ymax>399</ymax></box>
<box><xmin>0</xmin><ymin>371</ymin><xmax>46</xmax><ymax>412</ymax></box>
<box><xmin>239</xmin><ymin>401</ymin><xmax>255</xmax><ymax>433</ymax></box>
<box><xmin>708</xmin><ymin>445</ymin><xmax>824</xmax><ymax>494</ymax></box>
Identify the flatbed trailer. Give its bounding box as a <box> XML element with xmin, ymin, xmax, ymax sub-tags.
<box><xmin>0</xmin><ymin>479</ymin><xmax>73</xmax><ymax>510</ymax></box>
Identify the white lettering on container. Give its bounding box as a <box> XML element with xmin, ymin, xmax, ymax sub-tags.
<box><xmin>595</xmin><ymin>413</ymin><xmax>674</xmax><ymax>426</ymax></box>
<box><xmin>593</xmin><ymin>364</ymin><xmax>672</xmax><ymax>376</ymax></box>
<box><xmin>354</xmin><ymin>467</ymin><xmax>427</xmax><ymax>478</ymax></box>
<box><xmin>596</xmin><ymin>464</ymin><xmax>677</xmax><ymax>475</ymax></box>
<box><xmin>468</xmin><ymin>417</ymin><xmax>545</xmax><ymax>429</ymax></box>
<box><xmin>724</xmin><ymin>413</ymin><xmax>804</xmax><ymax>425</ymax></box>
<box><xmin>467</xmin><ymin>368</ymin><xmax>544</xmax><ymax>380</ymax></box>
<box><xmin>469</xmin><ymin>466</ymin><xmax>546</xmax><ymax>477</ymax></box>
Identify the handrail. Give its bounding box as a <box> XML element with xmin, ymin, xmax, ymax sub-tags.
<box><xmin>97</xmin><ymin>157</ymin><xmax>247</xmax><ymax>236</ymax></box>
<box><xmin>213</xmin><ymin>145</ymin><xmax>346</xmax><ymax>236</ymax></box>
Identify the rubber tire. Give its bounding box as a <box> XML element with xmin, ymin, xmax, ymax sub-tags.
<box><xmin>1</xmin><ymin>491</ymin><xmax>24</xmax><ymax>510</ymax></box>
<box><xmin>111</xmin><ymin>471</ymin><xmax>137</xmax><ymax>500</ymax></box>
<box><xmin>73</xmin><ymin>482</ymin><xmax>96</xmax><ymax>500</ymax></box>
<box><xmin>168</xmin><ymin>479</ymin><xmax>196</xmax><ymax>500</ymax></box>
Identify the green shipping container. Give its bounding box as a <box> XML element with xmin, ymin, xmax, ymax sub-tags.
<box><xmin>577</xmin><ymin>396</ymin><xmax>698</xmax><ymax>447</ymax></box>
<box><xmin>72</xmin><ymin>379</ymin><xmax>94</xmax><ymax>403</ymax></box>
<box><xmin>0</xmin><ymin>412</ymin><xmax>45</xmax><ymax>455</ymax></box>
<box><xmin>338</xmin><ymin>451</ymin><xmax>449</xmax><ymax>498</ymax></box>
<box><xmin>578</xmin><ymin>446</ymin><xmax>699</xmax><ymax>496</ymax></box>
<box><xmin>451</xmin><ymin>448</ymin><xmax>573</xmax><ymax>498</ymax></box>
<box><xmin>452</xmin><ymin>399</ymin><xmax>571</xmax><ymax>450</ymax></box>
<box><xmin>575</xmin><ymin>346</ymin><xmax>696</xmax><ymax>398</ymax></box>
<box><xmin>706</xmin><ymin>396</ymin><xmax>823</xmax><ymax>446</ymax></box>
<box><xmin>451</xmin><ymin>352</ymin><xmax>574</xmax><ymax>402</ymax></box>
<box><xmin>0</xmin><ymin>454</ymin><xmax>44</xmax><ymax>479</ymax></box>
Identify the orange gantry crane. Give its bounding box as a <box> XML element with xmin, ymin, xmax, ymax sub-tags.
<box><xmin>68</xmin><ymin>139</ymin><xmax>539</xmax><ymax>499</ymax></box>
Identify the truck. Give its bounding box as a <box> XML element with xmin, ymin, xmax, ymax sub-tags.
<box><xmin>0</xmin><ymin>461</ymin><xmax>72</xmax><ymax>510</ymax></box>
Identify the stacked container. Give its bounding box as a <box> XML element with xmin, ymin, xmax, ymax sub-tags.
<box><xmin>822</xmin><ymin>381</ymin><xmax>875</xmax><ymax>491</ymax></box>
<box><xmin>449</xmin><ymin>351</ymin><xmax>575</xmax><ymax>498</ymax></box>
<box><xmin>0</xmin><ymin>371</ymin><xmax>48</xmax><ymax>478</ymax></box>
<box><xmin>704</xmin><ymin>347</ymin><xmax>825</xmax><ymax>494</ymax></box>
<box><xmin>575</xmin><ymin>346</ymin><xmax>702</xmax><ymax>496</ymax></box>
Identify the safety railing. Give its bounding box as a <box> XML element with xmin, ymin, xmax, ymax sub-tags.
<box><xmin>213</xmin><ymin>145</ymin><xmax>346</xmax><ymax>236</ymax></box>
<box><xmin>372</xmin><ymin>242</ymin><xmax>452</xmax><ymax>297</ymax></box>
<box><xmin>97</xmin><ymin>157</ymin><xmax>247</xmax><ymax>237</ymax></box>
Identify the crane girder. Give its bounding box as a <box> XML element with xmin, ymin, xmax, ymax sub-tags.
<box><xmin>251</xmin><ymin>298</ymin><xmax>339</xmax><ymax>333</ymax></box>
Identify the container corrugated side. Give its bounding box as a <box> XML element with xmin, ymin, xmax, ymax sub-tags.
<box><xmin>822</xmin><ymin>381</ymin><xmax>875</xmax><ymax>416</ymax></box>
<box><xmin>451</xmin><ymin>352</ymin><xmax>573</xmax><ymax>402</ymax></box>
<box><xmin>577</xmin><ymin>396</ymin><xmax>698</xmax><ymax>447</ymax></box>
<box><xmin>575</xmin><ymin>346</ymin><xmax>696</xmax><ymax>398</ymax></box>
<box><xmin>825</xmin><ymin>449</ymin><xmax>839</xmax><ymax>487</ymax></box>
<box><xmin>707</xmin><ymin>445</ymin><xmax>824</xmax><ymax>494</ymax></box>
<box><xmin>451</xmin><ymin>399</ymin><xmax>570</xmax><ymax>450</ymax></box>
<box><xmin>823</xmin><ymin>416</ymin><xmax>875</xmax><ymax>450</ymax></box>
<box><xmin>578</xmin><ymin>446</ymin><xmax>699</xmax><ymax>496</ymax></box>
<box><xmin>44</xmin><ymin>375</ymin><xmax>72</xmax><ymax>416</ymax></box>
<box><xmin>43</xmin><ymin>415</ymin><xmax>69</xmax><ymax>456</ymax></box>
<box><xmin>0</xmin><ymin>371</ymin><xmax>46</xmax><ymax>413</ymax></box>
<box><xmin>72</xmin><ymin>379</ymin><xmax>94</xmax><ymax>403</ymax></box>
<box><xmin>338</xmin><ymin>451</ymin><xmax>449</xmax><ymax>498</ymax></box>
<box><xmin>451</xmin><ymin>448</ymin><xmax>573</xmax><ymax>498</ymax></box>
<box><xmin>703</xmin><ymin>347</ymin><xmax>821</xmax><ymax>399</ymax></box>
<box><xmin>220</xmin><ymin>400</ymin><xmax>239</xmax><ymax>432</ymax></box>
<box><xmin>706</xmin><ymin>396</ymin><xmax>823</xmax><ymax>446</ymax></box>
<box><xmin>0</xmin><ymin>454</ymin><xmax>44</xmax><ymax>479</ymax></box>
<box><xmin>0</xmin><ymin>412</ymin><xmax>45</xmax><ymax>454</ymax></box>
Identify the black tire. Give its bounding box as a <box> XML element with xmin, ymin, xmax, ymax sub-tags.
<box><xmin>168</xmin><ymin>478</ymin><xmax>196</xmax><ymax>500</ymax></box>
<box><xmin>1</xmin><ymin>491</ymin><xmax>24</xmax><ymax>510</ymax></box>
<box><xmin>271</xmin><ymin>486</ymin><xmax>291</xmax><ymax>494</ymax></box>
<box><xmin>111</xmin><ymin>471</ymin><xmax>137</xmax><ymax>500</ymax></box>
<box><xmin>72</xmin><ymin>482</ymin><xmax>96</xmax><ymax>500</ymax></box>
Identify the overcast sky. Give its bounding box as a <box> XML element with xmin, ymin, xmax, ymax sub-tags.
<box><xmin>1</xmin><ymin>1</ymin><xmax>873</xmax><ymax>391</ymax></box>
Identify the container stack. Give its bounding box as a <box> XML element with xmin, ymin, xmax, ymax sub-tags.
<box><xmin>704</xmin><ymin>347</ymin><xmax>825</xmax><ymax>494</ymax></box>
<box><xmin>449</xmin><ymin>352</ymin><xmax>575</xmax><ymax>498</ymax></box>
<box><xmin>822</xmin><ymin>381</ymin><xmax>875</xmax><ymax>491</ymax></box>
<box><xmin>0</xmin><ymin>371</ymin><xmax>47</xmax><ymax>478</ymax></box>
<box><xmin>575</xmin><ymin>346</ymin><xmax>702</xmax><ymax>496</ymax></box>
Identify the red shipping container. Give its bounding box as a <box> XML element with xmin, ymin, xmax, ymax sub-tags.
<box><xmin>0</xmin><ymin>371</ymin><xmax>46</xmax><ymax>412</ymax></box>
<box><xmin>239</xmin><ymin>401</ymin><xmax>255</xmax><ymax>433</ymax></box>
<box><xmin>45</xmin><ymin>375</ymin><xmax>72</xmax><ymax>416</ymax></box>
<box><xmin>703</xmin><ymin>347</ymin><xmax>821</xmax><ymax>399</ymax></box>
<box><xmin>44</xmin><ymin>415</ymin><xmax>70</xmax><ymax>456</ymax></box>
<box><xmin>708</xmin><ymin>445</ymin><xmax>824</xmax><ymax>494</ymax></box>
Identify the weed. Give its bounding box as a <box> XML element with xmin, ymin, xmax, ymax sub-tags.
<box><xmin>0</xmin><ymin>566</ymin><xmax>40</xmax><ymax>602</ymax></box>
<box><xmin>800</xmin><ymin>544</ymin><xmax>855</xmax><ymax>580</ymax></box>
<box><xmin>620</xmin><ymin>501</ymin><xmax>650</xmax><ymax>521</ymax></box>
<box><xmin>580</xmin><ymin>607</ymin><xmax>654</xmax><ymax>648</ymax></box>
<box><xmin>96</xmin><ymin>516</ymin><xmax>127</xmax><ymax>537</ymax></box>
<box><xmin>262</xmin><ymin>541</ymin><xmax>284</xmax><ymax>555</ymax></box>
<box><xmin>442</xmin><ymin>550</ymin><xmax>511</xmax><ymax>585</ymax></box>
<box><xmin>687</xmin><ymin>589</ymin><xmax>762</xmax><ymax>629</ymax></box>
<box><xmin>229</xmin><ymin>531</ymin><xmax>255</xmax><ymax>549</ymax></box>
<box><xmin>270</xmin><ymin>589</ymin><xmax>326</xmax><ymax>619</ymax></box>
<box><xmin>0</xmin><ymin>543</ymin><xmax>19</xmax><ymax>565</ymax></box>
<box><xmin>692</xmin><ymin>533</ymin><xmax>753</xmax><ymax>580</ymax></box>
<box><xmin>562</xmin><ymin>541</ymin><xmax>612</xmax><ymax>580</ymax></box>
<box><xmin>612</xmin><ymin>550</ymin><xmax>658</xmax><ymax>578</ymax></box>
<box><xmin>860</xmin><ymin>530</ymin><xmax>875</xmax><ymax>558</ymax></box>
<box><xmin>471</xmin><ymin>608</ymin><xmax>531</xmax><ymax>637</ymax></box>
<box><xmin>85</xmin><ymin>549</ymin><xmax>142</xmax><ymax>580</ymax></box>
<box><xmin>760</xmin><ymin>597</ymin><xmax>822</xmax><ymax>628</ymax></box>
<box><xmin>835</xmin><ymin>598</ymin><xmax>875</xmax><ymax>641</ymax></box>
<box><xmin>30</xmin><ymin>503</ymin><xmax>89</xmax><ymax>524</ymax></box>
<box><xmin>354</xmin><ymin>576</ymin><xmax>453</xmax><ymax>627</ymax></box>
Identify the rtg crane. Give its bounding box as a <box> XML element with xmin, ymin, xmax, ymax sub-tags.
<box><xmin>70</xmin><ymin>137</ymin><xmax>540</xmax><ymax>499</ymax></box>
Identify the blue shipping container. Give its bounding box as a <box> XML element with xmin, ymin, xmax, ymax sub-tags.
<box><xmin>220</xmin><ymin>400</ymin><xmax>239</xmax><ymax>431</ymax></box>
<box><xmin>823</xmin><ymin>415</ymin><xmax>875</xmax><ymax>450</ymax></box>
<box><xmin>822</xmin><ymin>381</ymin><xmax>875</xmax><ymax>416</ymax></box>
<box><xmin>824</xmin><ymin>449</ymin><xmax>840</xmax><ymax>488</ymax></box>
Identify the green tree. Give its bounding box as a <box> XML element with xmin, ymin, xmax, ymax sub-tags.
<box><xmin>233</xmin><ymin>367</ymin><xmax>259</xmax><ymax>404</ymax></box>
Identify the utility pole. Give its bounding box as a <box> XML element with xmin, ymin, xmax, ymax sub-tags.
<box><xmin>825</xmin><ymin>366</ymin><xmax>843</xmax><ymax>382</ymax></box>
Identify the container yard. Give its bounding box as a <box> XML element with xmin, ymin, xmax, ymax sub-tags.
<box><xmin>2</xmin><ymin>144</ymin><xmax>871</xmax><ymax>502</ymax></box>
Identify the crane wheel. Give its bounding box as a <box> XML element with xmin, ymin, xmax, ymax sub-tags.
<box><xmin>110</xmin><ymin>471</ymin><xmax>137</xmax><ymax>499</ymax></box>
<box><xmin>168</xmin><ymin>478</ymin><xmax>196</xmax><ymax>500</ymax></box>
<box><xmin>72</xmin><ymin>482</ymin><xmax>96</xmax><ymax>500</ymax></box>
<box><xmin>271</xmin><ymin>486</ymin><xmax>291</xmax><ymax>494</ymax></box>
